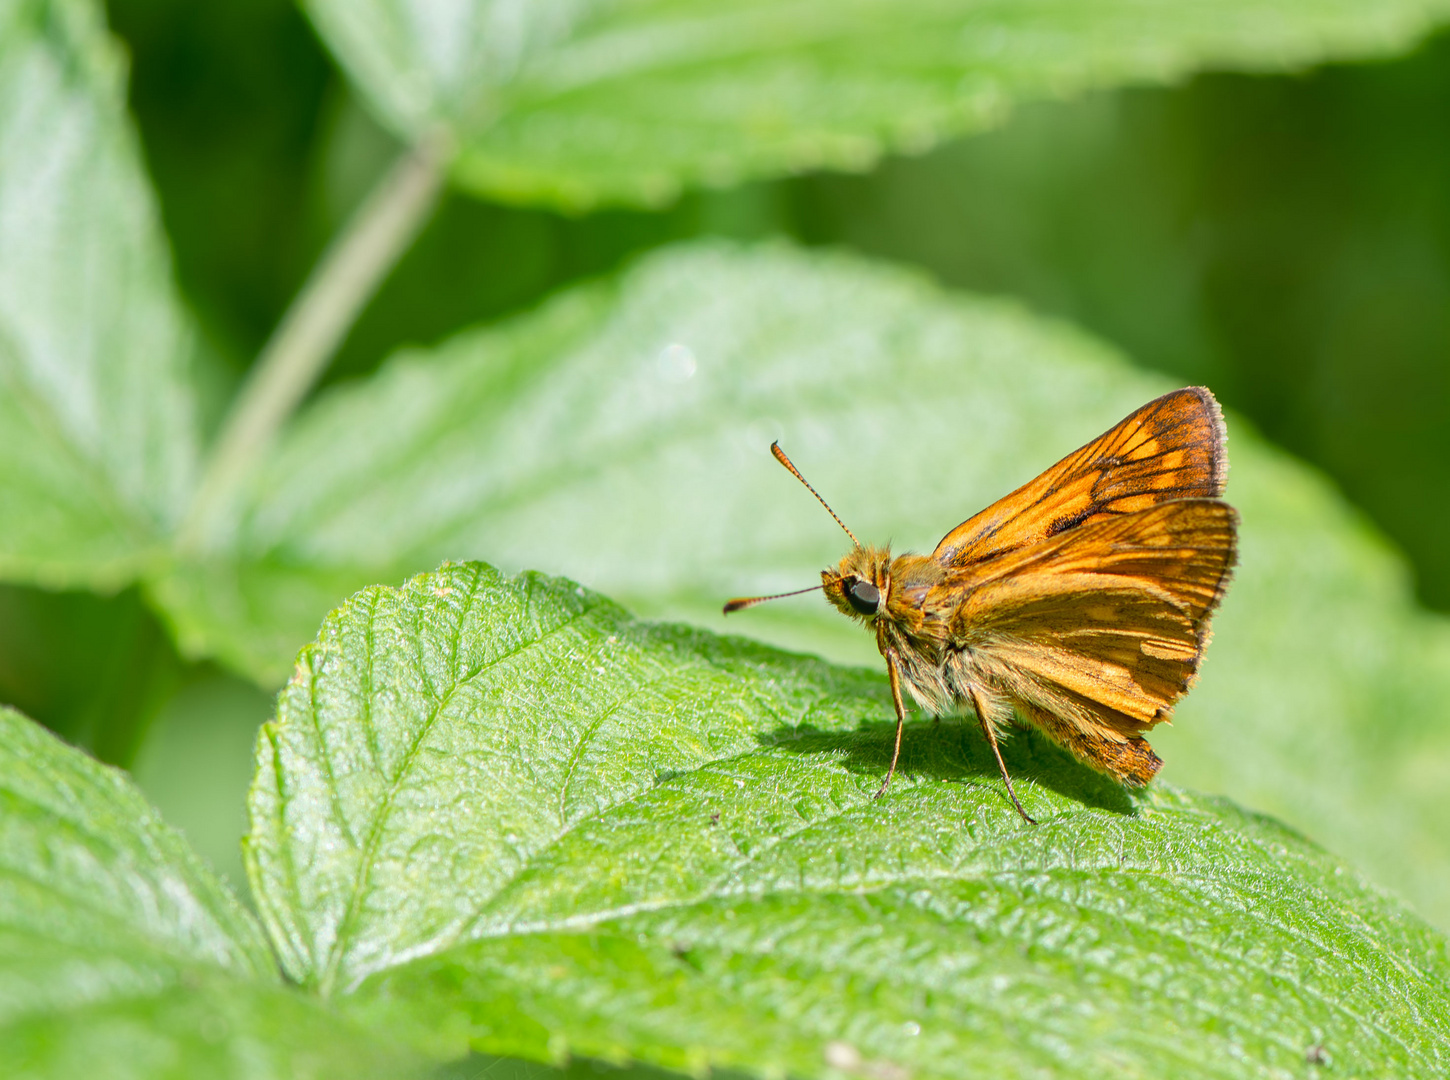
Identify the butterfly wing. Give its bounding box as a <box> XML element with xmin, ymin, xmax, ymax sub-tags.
<box><xmin>932</xmin><ymin>387</ymin><xmax>1227</xmax><ymax>569</ymax></box>
<box><xmin>944</xmin><ymin>498</ymin><xmax>1238</xmax><ymax>783</ymax></box>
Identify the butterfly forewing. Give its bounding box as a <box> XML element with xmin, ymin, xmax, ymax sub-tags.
<box><xmin>932</xmin><ymin>387</ymin><xmax>1227</xmax><ymax>568</ymax></box>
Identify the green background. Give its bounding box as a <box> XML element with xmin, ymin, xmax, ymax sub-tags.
<box><xmin>5</xmin><ymin>2</ymin><xmax>1450</xmax><ymax>1075</ymax></box>
<box><xmin>5</xmin><ymin>0</ymin><xmax>1449</xmax><ymax>960</ymax></box>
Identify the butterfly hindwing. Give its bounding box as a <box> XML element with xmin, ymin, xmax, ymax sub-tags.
<box><xmin>942</xmin><ymin>499</ymin><xmax>1238</xmax><ymax>780</ymax></box>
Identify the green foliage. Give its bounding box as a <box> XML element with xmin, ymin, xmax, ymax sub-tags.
<box><xmin>0</xmin><ymin>0</ymin><xmax>199</xmax><ymax>588</ymax></box>
<box><xmin>6</xmin><ymin>4</ymin><xmax>1450</xmax><ymax>925</ymax></box>
<box><xmin>156</xmin><ymin>242</ymin><xmax>1450</xmax><ymax>935</ymax></box>
<box><xmin>790</xmin><ymin>43</ymin><xmax>1450</xmax><ymax>609</ymax></box>
<box><xmin>0</xmin><ymin>705</ymin><xmax>418</xmax><ymax>1078</ymax></box>
<box><xmin>237</xmin><ymin>562</ymin><xmax>1450</xmax><ymax>1078</ymax></box>
<box><xmin>303</xmin><ymin>0</ymin><xmax>1450</xmax><ymax>208</ymax></box>
<box><xmin>102</xmin><ymin>0</ymin><xmax>335</xmax><ymax>369</ymax></box>
<box><xmin>10</xmin><ymin>564</ymin><xmax>1450</xmax><ymax>1076</ymax></box>
<box><xmin>6</xmin><ymin>0</ymin><xmax>1450</xmax><ymax>1075</ymax></box>
<box><xmin>0</xmin><ymin>584</ymin><xmax>179</xmax><ymax>765</ymax></box>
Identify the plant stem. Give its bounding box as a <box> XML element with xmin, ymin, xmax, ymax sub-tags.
<box><xmin>177</xmin><ymin>130</ymin><xmax>450</xmax><ymax>553</ymax></box>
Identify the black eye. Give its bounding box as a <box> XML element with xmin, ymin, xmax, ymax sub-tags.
<box><xmin>846</xmin><ymin>578</ymin><xmax>881</xmax><ymax>616</ymax></box>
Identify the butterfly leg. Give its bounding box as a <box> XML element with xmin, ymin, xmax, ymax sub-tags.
<box><xmin>968</xmin><ymin>688</ymin><xmax>1036</xmax><ymax>825</ymax></box>
<box><xmin>874</xmin><ymin>648</ymin><xmax>909</xmax><ymax>799</ymax></box>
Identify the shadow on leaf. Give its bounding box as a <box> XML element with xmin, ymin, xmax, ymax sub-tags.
<box><xmin>758</xmin><ymin>715</ymin><xmax>1136</xmax><ymax>816</ymax></box>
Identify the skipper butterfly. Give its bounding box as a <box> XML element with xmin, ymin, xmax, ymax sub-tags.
<box><xmin>725</xmin><ymin>387</ymin><xmax>1238</xmax><ymax>823</ymax></box>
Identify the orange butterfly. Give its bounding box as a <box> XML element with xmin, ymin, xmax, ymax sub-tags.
<box><xmin>726</xmin><ymin>387</ymin><xmax>1238</xmax><ymax>823</ymax></box>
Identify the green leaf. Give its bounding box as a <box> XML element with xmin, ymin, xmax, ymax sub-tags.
<box><xmin>243</xmin><ymin>561</ymin><xmax>879</xmax><ymax>994</ymax></box>
<box><xmin>7</xmin><ymin>969</ymin><xmax>423</xmax><ymax>1080</ymax></box>
<box><xmin>245</xmin><ymin>562</ymin><xmax>1450</xmax><ymax>1078</ymax></box>
<box><xmin>148</xmin><ymin>558</ymin><xmax>412</xmax><ymax>689</ymax></box>
<box><xmin>145</xmin><ymin>272</ymin><xmax>614</xmax><ymax>685</ymax></box>
<box><xmin>0</xmin><ymin>0</ymin><xmax>200</xmax><ymax>590</ymax></box>
<box><xmin>0</xmin><ymin>703</ymin><xmax>270</xmax><ymax>976</ymax></box>
<box><xmin>155</xmin><ymin>241</ymin><xmax>1450</xmax><ymax>934</ymax></box>
<box><xmin>0</xmin><ymin>704</ymin><xmax>421</xmax><ymax>1078</ymax></box>
<box><xmin>303</xmin><ymin>0</ymin><xmax>1450</xmax><ymax>208</ymax></box>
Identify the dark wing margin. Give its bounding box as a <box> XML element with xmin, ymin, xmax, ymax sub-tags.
<box><xmin>932</xmin><ymin>387</ymin><xmax>1228</xmax><ymax>569</ymax></box>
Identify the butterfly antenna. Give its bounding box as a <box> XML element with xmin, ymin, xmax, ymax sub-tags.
<box><xmin>771</xmin><ymin>442</ymin><xmax>859</xmax><ymax>547</ymax></box>
<box><xmin>723</xmin><ymin>584</ymin><xmax>821</xmax><ymax>615</ymax></box>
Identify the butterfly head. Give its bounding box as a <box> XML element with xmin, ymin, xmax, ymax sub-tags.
<box><xmin>724</xmin><ymin>442</ymin><xmax>896</xmax><ymax>619</ymax></box>
<box><xmin>822</xmin><ymin>545</ymin><xmax>892</xmax><ymax>622</ymax></box>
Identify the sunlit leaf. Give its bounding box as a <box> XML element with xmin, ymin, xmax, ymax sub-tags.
<box><xmin>245</xmin><ymin>563</ymin><xmax>1450</xmax><ymax>1079</ymax></box>
<box><xmin>0</xmin><ymin>705</ymin><xmax>419</xmax><ymax>1079</ymax></box>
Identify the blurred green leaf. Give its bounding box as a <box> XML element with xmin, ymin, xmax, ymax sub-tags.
<box><xmin>150</xmin><ymin>558</ymin><xmax>409</xmax><ymax>688</ymax></box>
<box><xmin>791</xmin><ymin>43</ymin><xmax>1450</xmax><ymax>611</ymax></box>
<box><xmin>245</xmin><ymin>563</ymin><xmax>1450</xmax><ymax>1078</ymax></box>
<box><xmin>0</xmin><ymin>0</ymin><xmax>200</xmax><ymax>588</ymax></box>
<box><xmin>303</xmin><ymin>0</ymin><xmax>1450</xmax><ymax>209</ymax></box>
<box><xmin>0</xmin><ymin>703</ymin><xmax>269</xmax><ymax>973</ymax></box>
<box><xmin>154</xmin><ymin>241</ymin><xmax>1450</xmax><ymax>934</ymax></box>
<box><xmin>0</xmin><ymin>704</ymin><xmax>421</xmax><ymax>1078</ymax></box>
<box><xmin>128</xmin><ymin>669</ymin><xmax>277</xmax><ymax>895</ymax></box>
<box><xmin>432</xmin><ymin>1056</ymin><xmax>690</xmax><ymax>1080</ymax></box>
<box><xmin>104</xmin><ymin>0</ymin><xmax>336</xmax><ymax>371</ymax></box>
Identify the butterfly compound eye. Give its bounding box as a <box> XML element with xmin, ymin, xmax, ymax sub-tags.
<box><xmin>846</xmin><ymin>579</ymin><xmax>881</xmax><ymax>616</ymax></box>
